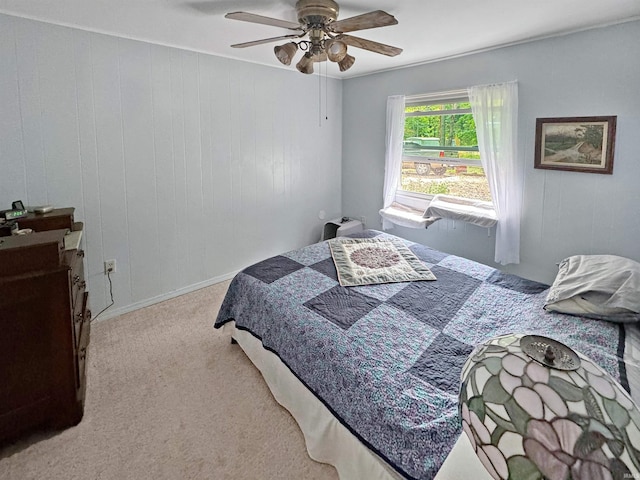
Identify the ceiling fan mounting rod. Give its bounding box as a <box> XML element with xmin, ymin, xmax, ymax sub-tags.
<box><xmin>296</xmin><ymin>0</ymin><xmax>339</xmax><ymax>25</ymax></box>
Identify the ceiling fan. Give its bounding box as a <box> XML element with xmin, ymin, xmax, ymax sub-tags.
<box><xmin>225</xmin><ymin>0</ymin><xmax>402</xmax><ymax>74</ymax></box>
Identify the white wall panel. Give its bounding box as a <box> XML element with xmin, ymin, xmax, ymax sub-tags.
<box><xmin>197</xmin><ymin>55</ymin><xmax>215</xmax><ymax>279</ymax></box>
<box><xmin>119</xmin><ymin>39</ymin><xmax>160</xmax><ymax>303</ymax></box>
<box><xmin>0</xmin><ymin>13</ymin><xmax>342</xmax><ymax>319</ymax></box>
<box><xmin>72</xmin><ymin>28</ymin><xmax>106</xmax><ymax>311</ymax></box>
<box><xmin>207</xmin><ymin>56</ymin><xmax>237</xmax><ymax>276</ymax></box>
<box><xmin>168</xmin><ymin>48</ymin><xmax>189</xmax><ymax>290</ymax></box>
<box><xmin>182</xmin><ymin>52</ymin><xmax>207</xmax><ymax>287</ymax></box>
<box><xmin>12</xmin><ymin>17</ymin><xmax>45</xmax><ymax>206</ymax></box>
<box><xmin>89</xmin><ymin>33</ymin><xmax>133</xmax><ymax>309</ymax></box>
<box><xmin>228</xmin><ymin>62</ymin><xmax>256</xmax><ymax>265</ymax></box>
<box><xmin>149</xmin><ymin>45</ymin><xmax>179</xmax><ymax>296</ymax></box>
<box><xmin>36</xmin><ymin>22</ymin><xmax>83</xmax><ymax>214</ymax></box>
<box><xmin>0</xmin><ymin>15</ymin><xmax>26</xmax><ymax>204</ymax></box>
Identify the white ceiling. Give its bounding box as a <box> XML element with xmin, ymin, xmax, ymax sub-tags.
<box><xmin>1</xmin><ymin>0</ymin><xmax>639</xmax><ymax>78</ymax></box>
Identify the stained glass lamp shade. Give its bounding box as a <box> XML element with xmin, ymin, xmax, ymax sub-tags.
<box><xmin>459</xmin><ymin>333</ymin><xmax>640</xmax><ymax>480</ymax></box>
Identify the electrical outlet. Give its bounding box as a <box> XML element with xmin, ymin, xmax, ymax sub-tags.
<box><xmin>104</xmin><ymin>259</ymin><xmax>116</xmax><ymax>275</ymax></box>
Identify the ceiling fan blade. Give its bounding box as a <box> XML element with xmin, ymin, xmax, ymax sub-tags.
<box><xmin>225</xmin><ymin>12</ymin><xmax>302</xmax><ymax>31</ymax></box>
<box><xmin>330</xmin><ymin>10</ymin><xmax>397</xmax><ymax>33</ymax></box>
<box><xmin>231</xmin><ymin>34</ymin><xmax>302</xmax><ymax>48</ymax></box>
<box><xmin>337</xmin><ymin>34</ymin><xmax>402</xmax><ymax>57</ymax></box>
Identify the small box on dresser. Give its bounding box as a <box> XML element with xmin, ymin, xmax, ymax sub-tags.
<box><xmin>0</xmin><ymin>207</ymin><xmax>90</xmax><ymax>443</ymax></box>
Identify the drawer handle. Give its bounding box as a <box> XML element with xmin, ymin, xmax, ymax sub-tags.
<box><xmin>77</xmin><ymin>250</ymin><xmax>85</xmax><ymax>258</ymax></box>
<box><xmin>73</xmin><ymin>274</ymin><xmax>81</xmax><ymax>284</ymax></box>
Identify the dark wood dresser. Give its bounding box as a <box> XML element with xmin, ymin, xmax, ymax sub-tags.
<box><xmin>0</xmin><ymin>208</ymin><xmax>90</xmax><ymax>443</ymax></box>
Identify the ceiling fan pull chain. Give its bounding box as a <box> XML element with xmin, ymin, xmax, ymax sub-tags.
<box><xmin>318</xmin><ymin>61</ymin><xmax>322</xmax><ymax>127</ymax></box>
<box><xmin>325</xmin><ymin>63</ymin><xmax>329</xmax><ymax>121</ymax></box>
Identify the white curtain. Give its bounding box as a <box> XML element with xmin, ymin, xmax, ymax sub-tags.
<box><xmin>468</xmin><ymin>81</ymin><xmax>521</xmax><ymax>265</ymax></box>
<box><xmin>382</xmin><ymin>95</ymin><xmax>406</xmax><ymax>230</ymax></box>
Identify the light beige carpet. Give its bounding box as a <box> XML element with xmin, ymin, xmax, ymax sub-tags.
<box><xmin>0</xmin><ymin>281</ymin><xmax>338</xmax><ymax>480</ymax></box>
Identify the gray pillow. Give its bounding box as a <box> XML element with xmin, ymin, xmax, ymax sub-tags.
<box><xmin>545</xmin><ymin>254</ymin><xmax>640</xmax><ymax>322</ymax></box>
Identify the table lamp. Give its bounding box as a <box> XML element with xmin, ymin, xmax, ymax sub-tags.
<box><xmin>459</xmin><ymin>333</ymin><xmax>640</xmax><ymax>480</ymax></box>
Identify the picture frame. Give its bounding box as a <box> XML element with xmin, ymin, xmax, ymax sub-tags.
<box><xmin>534</xmin><ymin>116</ymin><xmax>616</xmax><ymax>174</ymax></box>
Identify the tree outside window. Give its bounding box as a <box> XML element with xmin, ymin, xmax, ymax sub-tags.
<box><xmin>401</xmin><ymin>98</ymin><xmax>492</xmax><ymax>203</ymax></box>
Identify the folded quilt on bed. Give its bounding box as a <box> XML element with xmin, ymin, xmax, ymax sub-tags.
<box><xmin>329</xmin><ymin>237</ymin><xmax>437</xmax><ymax>286</ymax></box>
<box><xmin>214</xmin><ymin>230</ymin><xmax>629</xmax><ymax>480</ymax></box>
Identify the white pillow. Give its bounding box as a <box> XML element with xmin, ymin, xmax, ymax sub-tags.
<box><xmin>545</xmin><ymin>254</ymin><xmax>640</xmax><ymax>322</ymax></box>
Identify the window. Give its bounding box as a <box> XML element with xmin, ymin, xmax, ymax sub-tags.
<box><xmin>398</xmin><ymin>90</ymin><xmax>491</xmax><ymax>205</ymax></box>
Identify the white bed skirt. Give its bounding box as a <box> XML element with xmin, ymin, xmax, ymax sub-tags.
<box><xmin>223</xmin><ymin>321</ymin><xmax>491</xmax><ymax>480</ymax></box>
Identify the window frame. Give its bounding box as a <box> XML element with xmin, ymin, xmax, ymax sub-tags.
<box><xmin>396</xmin><ymin>90</ymin><xmax>487</xmax><ymax>209</ymax></box>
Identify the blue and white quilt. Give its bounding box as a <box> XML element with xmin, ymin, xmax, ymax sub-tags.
<box><xmin>214</xmin><ymin>230</ymin><xmax>628</xmax><ymax>479</ymax></box>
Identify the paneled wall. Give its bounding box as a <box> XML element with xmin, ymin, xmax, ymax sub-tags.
<box><xmin>0</xmin><ymin>14</ymin><xmax>343</xmax><ymax>318</ymax></box>
<box><xmin>342</xmin><ymin>21</ymin><xmax>640</xmax><ymax>284</ymax></box>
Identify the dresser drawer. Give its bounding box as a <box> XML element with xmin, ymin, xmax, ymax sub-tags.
<box><xmin>75</xmin><ymin>306</ymin><xmax>90</xmax><ymax>402</ymax></box>
<box><xmin>76</xmin><ymin>337</ymin><xmax>88</xmax><ymax>389</ymax></box>
<box><xmin>69</xmin><ymin>250</ymin><xmax>86</xmax><ymax>311</ymax></box>
<box><xmin>73</xmin><ymin>291</ymin><xmax>91</xmax><ymax>349</ymax></box>
<box><xmin>0</xmin><ymin>230</ymin><xmax>65</xmax><ymax>276</ymax></box>
<box><xmin>15</xmin><ymin>208</ymin><xmax>74</xmax><ymax>232</ymax></box>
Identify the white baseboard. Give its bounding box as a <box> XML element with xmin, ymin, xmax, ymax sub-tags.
<box><xmin>94</xmin><ymin>270</ymin><xmax>240</xmax><ymax>323</ymax></box>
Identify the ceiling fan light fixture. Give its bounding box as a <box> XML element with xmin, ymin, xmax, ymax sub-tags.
<box><xmin>325</xmin><ymin>39</ymin><xmax>347</xmax><ymax>62</ymax></box>
<box><xmin>274</xmin><ymin>42</ymin><xmax>298</xmax><ymax>65</ymax></box>
<box><xmin>338</xmin><ymin>53</ymin><xmax>355</xmax><ymax>72</ymax></box>
<box><xmin>296</xmin><ymin>52</ymin><xmax>315</xmax><ymax>74</ymax></box>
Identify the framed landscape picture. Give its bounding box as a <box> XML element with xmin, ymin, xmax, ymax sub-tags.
<box><xmin>534</xmin><ymin>116</ymin><xmax>616</xmax><ymax>174</ymax></box>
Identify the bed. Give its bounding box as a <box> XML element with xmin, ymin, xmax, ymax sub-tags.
<box><xmin>214</xmin><ymin>229</ymin><xmax>639</xmax><ymax>479</ymax></box>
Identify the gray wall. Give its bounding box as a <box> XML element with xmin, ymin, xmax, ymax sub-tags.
<box><xmin>0</xmin><ymin>14</ymin><xmax>343</xmax><ymax>318</ymax></box>
<box><xmin>342</xmin><ymin>21</ymin><xmax>640</xmax><ymax>284</ymax></box>
<box><xmin>2</xmin><ymin>13</ymin><xmax>638</xmax><ymax>318</ymax></box>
